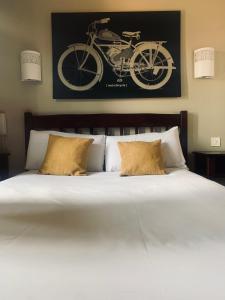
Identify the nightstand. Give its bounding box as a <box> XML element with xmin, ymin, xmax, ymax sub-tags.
<box><xmin>193</xmin><ymin>151</ymin><xmax>225</xmax><ymax>182</ymax></box>
<box><xmin>0</xmin><ymin>153</ymin><xmax>9</xmax><ymax>181</ymax></box>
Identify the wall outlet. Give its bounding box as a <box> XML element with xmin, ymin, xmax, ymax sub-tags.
<box><xmin>211</xmin><ymin>137</ymin><xmax>221</xmax><ymax>147</ymax></box>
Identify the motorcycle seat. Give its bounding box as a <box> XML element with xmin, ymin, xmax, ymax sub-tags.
<box><xmin>122</xmin><ymin>31</ymin><xmax>141</xmax><ymax>38</ymax></box>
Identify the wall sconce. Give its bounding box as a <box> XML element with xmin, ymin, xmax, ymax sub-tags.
<box><xmin>0</xmin><ymin>112</ymin><xmax>7</xmax><ymax>153</ymax></box>
<box><xmin>194</xmin><ymin>47</ymin><xmax>215</xmax><ymax>79</ymax></box>
<box><xmin>21</xmin><ymin>50</ymin><xmax>42</xmax><ymax>81</ymax></box>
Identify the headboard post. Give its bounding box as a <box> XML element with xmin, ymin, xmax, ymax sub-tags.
<box><xmin>179</xmin><ymin>111</ymin><xmax>188</xmax><ymax>161</ymax></box>
<box><xmin>24</xmin><ymin>112</ymin><xmax>33</xmax><ymax>153</ymax></box>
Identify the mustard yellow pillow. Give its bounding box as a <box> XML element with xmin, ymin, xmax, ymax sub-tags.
<box><xmin>39</xmin><ymin>135</ymin><xmax>93</xmax><ymax>176</ymax></box>
<box><xmin>118</xmin><ymin>140</ymin><xmax>165</xmax><ymax>176</ymax></box>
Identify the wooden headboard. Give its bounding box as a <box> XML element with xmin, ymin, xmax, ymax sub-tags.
<box><xmin>24</xmin><ymin>111</ymin><xmax>188</xmax><ymax>160</ymax></box>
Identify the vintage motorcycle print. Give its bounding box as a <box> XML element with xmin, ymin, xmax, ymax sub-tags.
<box><xmin>57</xmin><ymin>17</ymin><xmax>176</xmax><ymax>92</ymax></box>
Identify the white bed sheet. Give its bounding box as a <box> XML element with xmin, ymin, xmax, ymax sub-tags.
<box><xmin>0</xmin><ymin>169</ymin><xmax>225</xmax><ymax>300</ymax></box>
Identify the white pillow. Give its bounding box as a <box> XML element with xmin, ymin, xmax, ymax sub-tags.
<box><xmin>105</xmin><ymin>126</ymin><xmax>186</xmax><ymax>171</ymax></box>
<box><xmin>26</xmin><ymin>130</ymin><xmax>106</xmax><ymax>172</ymax></box>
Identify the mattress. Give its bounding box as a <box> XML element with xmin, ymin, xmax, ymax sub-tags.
<box><xmin>0</xmin><ymin>169</ymin><xmax>225</xmax><ymax>300</ymax></box>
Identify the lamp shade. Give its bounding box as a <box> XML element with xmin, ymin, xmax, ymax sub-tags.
<box><xmin>194</xmin><ymin>47</ymin><xmax>215</xmax><ymax>78</ymax></box>
<box><xmin>21</xmin><ymin>50</ymin><xmax>42</xmax><ymax>81</ymax></box>
<box><xmin>0</xmin><ymin>113</ymin><xmax>7</xmax><ymax>135</ymax></box>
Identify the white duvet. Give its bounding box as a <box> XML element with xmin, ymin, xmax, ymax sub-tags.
<box><xmin>0</xmin><ymin>169</ymin><xmax>225</xmax><ymax>300</ymax></box>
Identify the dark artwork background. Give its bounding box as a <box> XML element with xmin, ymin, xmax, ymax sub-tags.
<box><xmin>52</xmin><ymin>11</ymin><xmax>181</xmax><ymax>99</ymax></box>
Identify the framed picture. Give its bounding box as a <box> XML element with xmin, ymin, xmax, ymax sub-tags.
<box><xmin>52</xmin><ymin>11</ymin><xmax>181</xmax><ymax>99</ymax></box>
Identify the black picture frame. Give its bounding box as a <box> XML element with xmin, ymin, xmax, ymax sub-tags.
<box><xmin>52</xmin><ymin>11</ymin><xmax>181</xmax><ymax>99</ymax></box>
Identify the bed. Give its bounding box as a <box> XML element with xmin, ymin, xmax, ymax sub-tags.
<box><xmin>0</xmin><ymin>111</ymin><xmax>225</xmax><ymax>300</ymax></box>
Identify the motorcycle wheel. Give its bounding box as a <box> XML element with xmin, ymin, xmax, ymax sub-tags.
<box><xmin>130</xmin><ymin>43</ymin><xmax>174</xmax><ymax>90</ymax></box>
<box><xmin>57</xmin><ymin>45</ymin><xmax>103</xmax><ymax>91</ymax></box>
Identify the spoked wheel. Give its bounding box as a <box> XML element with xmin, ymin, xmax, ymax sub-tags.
<box><xmin>130</xmin><ymin>43</ymin><xmax>174</xmax><ymax>90</ymax></box>
<box><xmin>57</xmin><ymin>44</ymin><xmax>103</xmax><ymax>91</ymax></box>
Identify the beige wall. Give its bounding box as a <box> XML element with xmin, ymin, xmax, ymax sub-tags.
<box><xmin>0</xmin><ymin>0</ymin><xmax>37</xmax><ymax>174</ymax></box>
<box><xmin>1</xmin><ymin>0</ymin><xmax>225</xmax><ymax>174</ymax></box>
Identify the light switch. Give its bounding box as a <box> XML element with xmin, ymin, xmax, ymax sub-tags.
<box><xmin>211</xmin><ymin>137</ymin><xmax>221</xmax><ymax>147</ymax></box>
